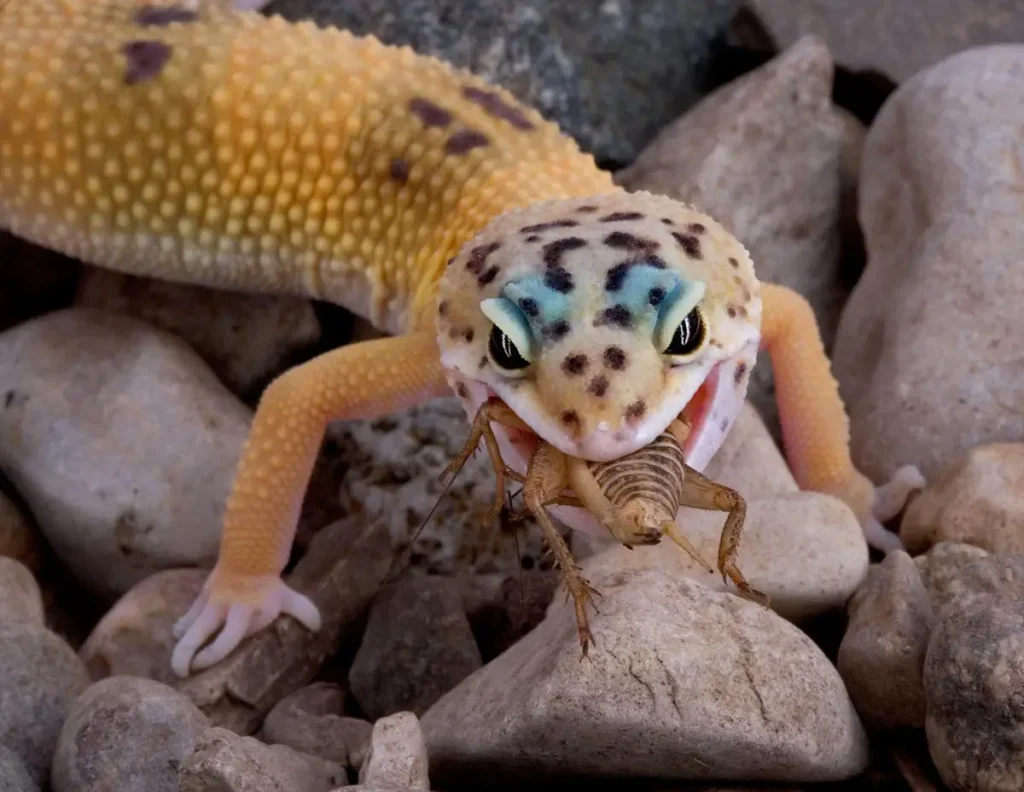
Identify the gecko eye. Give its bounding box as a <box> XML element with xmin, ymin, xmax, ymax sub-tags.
<box><xmin>480</xmin><ymin>296</ymin><xmax>534</xmax><ymax>377</ymax></box>
<box><xmin>663</xmin><ymin>307</ymin><xmax>706</xmax><ymax>360</ymax></box>
<box><xmin>488</xmin><ymin>325</ymin><xmax>531</xmax><ymax>374</ymax></box>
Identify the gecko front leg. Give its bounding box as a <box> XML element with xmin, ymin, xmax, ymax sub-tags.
<box><xmin>759</xmin><ymin>283</ymin><xmax>926</xmax><ymax>551</ymax></box>
<box><xmin>171</xmin><ymin>331</ymin><xmax>449</xmax><ymax>677</ymax></box>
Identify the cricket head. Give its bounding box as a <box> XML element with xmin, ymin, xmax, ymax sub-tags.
<box><xmin>434</xmin><ymin>191</ymin><xmax>761</xmax><ymax>473</ymax></box>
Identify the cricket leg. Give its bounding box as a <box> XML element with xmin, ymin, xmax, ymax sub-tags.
<box><xmin>441</xmin><ymin>398</ymin><xmax>533</xmax><ymax>526</ymax></box>
<box><xmin>523</xmin><ymin>444</ymin><xmax>601</xmax><ymax>655</ymax></box>
<box><xmin>677</xmin><ymin>464</ymin><xmax>770</xmax><ymax>607</ymax></box>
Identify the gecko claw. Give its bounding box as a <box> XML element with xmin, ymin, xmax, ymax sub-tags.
<box><xmin>170</xmin><ymin>569</ymin><xmax>320</xmax><ymax>677</ymax></box>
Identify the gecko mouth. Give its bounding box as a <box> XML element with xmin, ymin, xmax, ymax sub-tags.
<box><xmin>482</xmin><ymin>367</ymin><xmax>719</xmax><ymax>477</ymax></box>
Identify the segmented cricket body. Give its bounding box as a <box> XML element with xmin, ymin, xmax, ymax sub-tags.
<box><xmin>586</xmin><ymin>431</ymin><xmax>687</xmax><ymax>540</ymax></box>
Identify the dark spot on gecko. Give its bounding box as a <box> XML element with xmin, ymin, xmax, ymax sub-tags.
<box><xmin>542</xmin><ymin>319</ymin><xmax>571</xmax><ymax>341</ymax></box>
<box><xmin>478</xmin><ymin>356</ymin><xmax>488</xmax><ymax>369</ymax></box>
<box><xmin>624</xmin><ymin>399</ymin><xmax>647</xmax><ymax>422</ymax></box>
<box><xmin>728</xmin><ymin>256</ymin><xmax>739</xmax><ymax>268</ymax></box>
<box><xmin>727</xmin><ymin>306</ymin><xmax>737</xmax><ymax>318</ymax></box>
<box><xmin>561</xmin><ymin>410</ymin><xmax>581</xmax><ymax>431</ymax></box>
<box><xmin>389</xmin><ymin>158</ymin><xmax>409</xmax><ymax>183</ymax></box>
<box><xmin>477</xmin><ymin>265</ymin><xmax>500</xmax><ymax>287</ymax></box>
<box><xmin>604</xmin><ymin>261</ymin><xmax>631</xmax><ymax>292</ymax></box>
<box><xmin>438</xmin><ymin>300</ymin><xmax>449</xmax><ymax>316</ymax></box>
<box><xmin>455</xmin><ymin>382</ymin><xmax>469</xmax><ymax>399</ymax></box>
<box><xmin>445</xmin><ymin>129</ymin><xmax>490</xmax><ymax>155</ymax></box>
<box><xmin>603</xmin><ymin>346</ymin><xmax>627</xmax><ymax>370</ymax></box>
<box><xmin>603</xmin><ymin>231</ymin><xmax>659</xmax><ymax>253</ymax></box>
<box><xmin>743</xmin><ymin>288</ymin><xmax>752</xmax><ymax>301</ymax></box>
<box><xmin>3</xmin><ymin>390</ymin><xmax>14</xmax><ymax>408</ymax></box>
<box><xmin>524</xmin><ymin>234</ymin><xmax>540</xmax><ymax>243</ymax></box>
<box><xmin>408</xmin><ymin>98</ymin><xmax>452</xmax><ymax>128</ymax></box>
<box><xmin>520</xmin><ymin>219</ymin><xmax>578</xmax><ymax>233</ymax></box>
<box><xmin>687</xmin><ymin>223</ymin><xmax>706</xmax><ymax>234</ymax></box>
<box><xmin>661</xmin><ymin>217</ymin><xmax>674</xmax><ymax>225</ymax></box>
<box><xmin>519</xmin><ymin>297</ymin><xmax>539</xmax><ymax>317</ymax></box>
<box><xmin>562</xmin><ymin>353</ymin><xmax>589</xmax><ymax>376</ymax></box>
<box><xmin>544</xmin><ymin>267</ymin><xmax>574</xmax><ymax>293</ymax></box>
<box><xmin>122</xmin><ymin>40</ymin><xmax>172</xmax><ymax>85</ymax></box>
<box><xmin>542</xmin><ymin>237</ymin><xmax>587</xmax><ymax>268</ymax></box>
<box><xmin>672</xmin><ymin>232</ymin><xmax>702</xmax><ymax>258</ymax></box>
<box><xmin>466</xmin><ymin>241</ymin><xmax>500</xmax><ymax>275</ymax></box>
<box><xmin>588</xmin><ymin>375</ymin><xmax>609</xmax><ymax>397</ymax></box>
<box><xmin>648</xmin><ymin>287</ymin><xmax>665</xmax><ymax>306</ymax></box>
<box><xmin>594</xmin><ymin>305</ymin><xmax>633</xmax><ymax>329</ymax></box>
<box><xmin>133</xmin><ymin>5</ymin><xmax>199</xmax><ymax>26</ymax></box>
<box><xmin>577</xmin><ymin>205</ymin><xmax>598</xmax><ymax>213</ymax></box>
<box><xmin>600</xmin><ymin>211</ymin><xmax>644</xmax><ymax>222</ymax></box>
<box><xmin>734</xmin><ymin>362</ymin><xmax>748</xmax><ymax>385</ymax></box>
<box><xmin>461</xmin><ymin>86</ymin><xmax>535</xmax><ymax>130</ymax></box>
<box><xmin>448</xmin><ymin>326</ymin><xmax>475</xmax><ymax>342</ymax></box>
<box><xmin>446</xmin><ymin>257</ymin><xmax>455</xmax><ymax>267</ymax></box>
<box><xmin>720</xmin><ymin>417</ymin><xmax>730</xmax><ymax>433</ymax></box>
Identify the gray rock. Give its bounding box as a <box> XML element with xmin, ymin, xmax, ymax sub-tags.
<box><xmin>901</xmin><ymin>443</ymin><xmax>1024</xmax><ymax>555</ymax></box>
<box><xmin>421</xmin><ymin>565</ymin><xmax>868</xmax><ymax>784</ymax></box>
<box><xmin>837</xmin><ymin>551</ymin><xmax>934</xmax><ymax>729</ymax></box>
<box><xmin>914</xmin><ymin>541</ymin><xmax>990</xmax><ymax>610</ymax></box>
<box><xmin>177</xmin><ymin>519</ymin><xmax>392</xmax><ymax>734</ymax></box>
<box><xmin>327</xmin><ymin>396</ymin><xmax>549</xmax><ymax>580</ymax></box>
<box><xmin>260</xmin><ymin>0</ymin><xmax>740</xmax><ymax>164</ymax></box>
<box><xmin>831</xmin><ymin>46</ymin><xmax>1024</xmax><ymax>485</ymax></box>
<box><xmin>0</xmin><ymin>746</ymin><xmax>39</xmax><ymax>792</ymax></box>
<box><xmin>51</xmin><ymin>676</ymin><xmax>209</xmax><ymax>792</ymax></box>
<box><xmin>929</xmin><ymin>554</ymin><xmax>1024</xmax><ymax>615</ymax></box>
<box><xmin>358</xmin><ymin>712</ymin><xmax>429</xmax><ymax>791</ymax></box>
<box><xmin>617</xmin><ymin>36</ymin><xmax>847</xmax><ymax>438</ymax></box>
<box><xmin>75</xmin><ymin>267</ymin><xmax>321</xmax><ymax>398</ymax></box>
<box><xmin>924</xmin><ymin>594</ymin><xmax>1024</xmax><ymax>792</ymax></box>
<box><xmin>262</xmin><ymin>683</ymin><xmax>372</xmax><ymax>770</ymax></box>
<box><xmin>746</xmin><ymin>0</ymin><xmax>1024</xmax><ymax>83</ymax></box>
<box><xmin>349</xmin><ymin>577</ymin><xmax>481</xmax><ymax>720</ymax></box>
<box><xmin>78</xmin><ymin>568</ymin><xmax>208</xmax><ymax>684</ymax></box>
<box><xmin>179</xmin><ymin>726</ymin><xmax>346</xmax><ymax>792</ymax></box>
<box><xmin>0</xmin><ymin>309</ymin><xmax>252</xmax><ymax>598</ymax></box>
<box><xmin>0</xmin><ymin>623</ymin><xmax>90</xmax><ymax>786</ymax></box>
<box><xmin>0</xmin><ymin>489</ymin><xmax>42</xmax><ymax>573</ymax></box>
<box><xmin>0</xmin><ymin>557</ymin><xmax>43</xmax><ymax>626</ymax></box>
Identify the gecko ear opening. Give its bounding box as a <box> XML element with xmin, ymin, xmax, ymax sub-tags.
<box><xmin>655</xmin><ymin>279</ymin><xmax>707</xmax><ymax>362</ymax></box>
<box><xmin>481</xmin><ymin>297</ymin><xmax>535</xmax><ymax>375</ymax></box>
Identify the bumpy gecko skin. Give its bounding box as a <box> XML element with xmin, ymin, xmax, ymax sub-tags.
<box><xmin>0</xmin><ymin>0</ymin><xmax>923</xmax><ymax>675</ymax></box>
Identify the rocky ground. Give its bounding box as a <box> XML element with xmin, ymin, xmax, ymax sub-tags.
<box><xmin>1</xmin><ymin>1</ymin><xmax>1023</xmax><ymax>791</ymax></box>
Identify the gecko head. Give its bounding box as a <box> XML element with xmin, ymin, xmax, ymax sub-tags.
<box><xmin>434</xmin><ymin>191</ymin><xmax>762</xmax><ymax>471</ymax></box>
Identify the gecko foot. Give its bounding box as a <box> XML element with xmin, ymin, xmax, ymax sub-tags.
<box><xmin>170</xmin><ymin>568</ymin><xmax>321</xmax><ymax>677</ymax></box>
<box><xmin>861</xmin><ymin>465</ymin><xmax>927</xmax><ymax>553</ymax></box>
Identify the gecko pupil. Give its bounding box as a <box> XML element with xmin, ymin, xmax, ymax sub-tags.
<box><xmin>488</xmin><ymin>325</ymin><xmax>530</xmax><ymax>370</ymax></box>
<box><xmin>665</xmin><ymin>309</ymin><xmax>705</xmax><ymax>356</ymax></box>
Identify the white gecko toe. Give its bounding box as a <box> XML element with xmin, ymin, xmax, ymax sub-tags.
<box><xmin>170</xmin><ymin>572</ymin><xmax>321</xmax><ymax>678</ymax></box>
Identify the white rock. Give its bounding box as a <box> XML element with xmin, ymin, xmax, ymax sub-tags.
<box><xmin>831</xmin><ymin>45</ymin><xmax>1024</xmax><ymax>484</ymax></box>
<box><xmin>421</xmin><ymin>566</ymin><xmax>868</xmax><ymax>784</ymax></box>
<box><xmin>359</xmin><ymin>712</ymin><xmax>430</xmax><ymax>791</ymax></box>
<box><xmin>0</xmin><ymin>309</ymin><xmax>252</xmax><ymax>597</ymax></box>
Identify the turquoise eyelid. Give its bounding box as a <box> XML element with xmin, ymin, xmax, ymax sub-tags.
<box><xmin>480</xmin><ymin>297</ymin><xmax>535</xmax><ymax>362</ymax></box>
<box><xmin>655</xmin><ymin>280</ymin><xmax>707</xmax><ymax>352</ymax></box>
